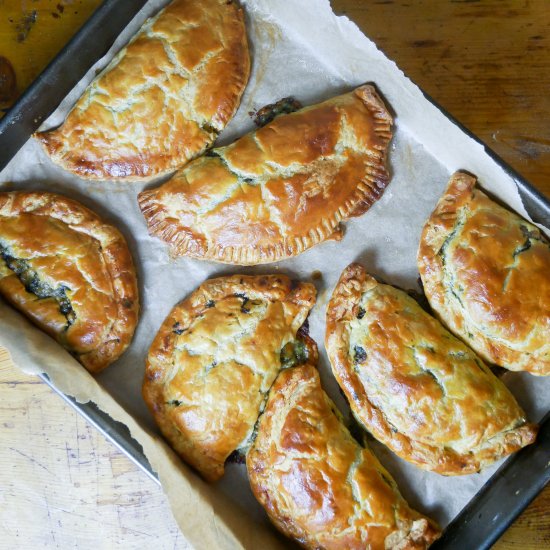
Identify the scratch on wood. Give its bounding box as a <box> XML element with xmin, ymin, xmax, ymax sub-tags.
<box><xmin>9</xmin><ymin>447</ymin><xmax>57</xmax><ymax>478</ymax></box>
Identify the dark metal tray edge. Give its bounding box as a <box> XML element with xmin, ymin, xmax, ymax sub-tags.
<box><xmin>0</xmin><ymin>0</ymin><xmax>149</xmax><ymax>162</ymax></box>
<box><xmin>38</xmin><ymin>373</ymin><xmax>158</xmax><ymax>485</ymax></box>
<box><xmin>416</xmin><ymin>89</ymin><xmax>550</xmax><ymax>550</ymax></box>
<box><xmin>1</xmin><ymin>2</ymin><xmax>548</xmax><ymax>548</ymax></box>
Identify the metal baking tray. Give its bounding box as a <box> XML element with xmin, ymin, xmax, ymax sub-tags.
<box><xmin>1</xmin><ymin>1</ymin><xmax>548</xmax><ymax>548</ymax></box>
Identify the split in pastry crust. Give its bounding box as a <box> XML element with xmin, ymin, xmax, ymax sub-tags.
<box><xmin>142</xmin><ymin>274</ymin><xmax>316</xmax><ymax>482</ymax></box>
<box><xmin>0</xmin><ymin>191</ymin><xmax>139</xmax><ymax>373</ymax></box>
<box><xmin>36</xmin><ymin>0</ymin><xmax>250</xmax><ymax>181</ymax></box>
<box><xmin>138</xmin><ymin>84</ymin><xmax>393</xmax><ymax>265</ymax></box>
<box><xmin>325</xmin><ymin>263</ymin><xmax>537</xmax><ymax>475</ymax></box>
<box><xmin>247</xmin><ymin>364</ymin><xmax>441</xmax><ymax>550</ymax></box>
<box><xmin>418</xmin><ymin>171</ymin><xmax>550</xmax><ymax>376</ymax></box>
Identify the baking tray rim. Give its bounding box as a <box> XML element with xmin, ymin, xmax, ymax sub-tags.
<box><xmin>1</xmin><ymin>1</ymin><xmax>549</xmax><ymax>548</ymax></box>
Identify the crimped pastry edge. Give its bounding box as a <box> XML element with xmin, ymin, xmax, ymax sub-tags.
<box><xmin>138</xmin><ymin>83</ymin><xmax>393</xmax><ymax>265</ymax></box>
<box><xmin>0</xmin><ymin>191</ymin><xmax>139</xmax><ymax>373</ymax></box>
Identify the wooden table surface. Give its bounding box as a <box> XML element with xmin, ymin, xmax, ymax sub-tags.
<box><xmin>0</xmin><ymin>0</ymin><xmax>549</xmax><ymax>548</ymax></box>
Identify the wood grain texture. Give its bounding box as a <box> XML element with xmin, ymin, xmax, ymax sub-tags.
<box><xmin>1</xmin><ymin>0</ymin><xmax>549</xmax><ymax>548</ymax></box>
<box><xmin>331</xmin><ymin>0</ymin><xmax>550</xmax><ymax>197</ymax></box>
<box><xmin>493</xmin><ymin>488</ymin><xmax>550</xmax><ymax>550</ymax></box>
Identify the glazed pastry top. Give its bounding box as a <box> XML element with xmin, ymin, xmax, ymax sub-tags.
<box><xmin>37</xmin><ymin>0</ymin><xmax>250</xmax><ymax>181</ymax></box>
<box><xmin>143</xmin><ymin>274</ymin><xmax>316</xmax><ymax>481</ymax></box>
<box><xmin>326</xmin><ymin>263</ymin><xmax>537</xmax><ymax>475</ymax></box>
<box><xmin>247</xmin><ymin>364</ymin><xmax>440</xmax><ymax>549</ymax></box>
<box><xmin>139</xmin><ymin>84</ymin><xmax>393</xmax><ymax>264</ymax></box>
<box><xmin>418</xmin><ymin>171</ymin><xmax>550</xmax><ymax>376</ymax></box>
<box><xmin>0</xmin><ymin>191</ymin><xmax>139</xmax><ymax>373</ymax></box>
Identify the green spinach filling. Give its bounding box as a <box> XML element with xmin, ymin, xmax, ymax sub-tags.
<box><xmin>353</xmin><ymin>345</ymin><xmax>367</xmax><ymax>364</ymax></box>
<box><xmin>0</xmin><ymin>244</ymin><xmax>76</xmax><ymax>329</ymax></box>
<box><xmin>280</xmin><ymin>339</ymin><xmax>308</xmax><ymax>368</ymax></box>
<box><xmin>514</xmin><ymin>224</ymin><xmax>549</xmax><ymax>257</ymax></box>
<box><xmin>253</xmin><ymin>97</ymin><xmax>303</xmax><ymax>127</ymax></box>
<box><xmin>172</xmin><ymin>321</ymin><xmax>185</xmax><ymax>335</ymax></box>
<box><xmin>234</xmin><ymin>292</ymin><xmax>251</xmax><ymax>313</ymax></box>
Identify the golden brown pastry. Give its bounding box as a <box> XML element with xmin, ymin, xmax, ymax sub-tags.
<box><xmin>418</xmin><ymin>171</ymin><xmax>550</xmax><ymax>376</ymax></box>
<box><xmin>325</xmin><ymin>263</ymin><xmax>537</xmax><ymax>475</ymax></box>
<box><xmin>0</xmin><ymin>191</ymin><xmax>139</xmax><ymax>373</ymax></box>
<box><xmin>138</xmin><ymin>84</ymin><xmax>393</xmax><ymax>264</ymax></box>
<box><xmin>143</xmin><ymin>274</ymin><xmax>316</xmax><ymax>482</ymax></box>
<box><xmin>36</xmin><ymin>0</ymin><xmax>250</xmax><ymax>181</ymax></box>
<box><xmin>247</xmin><ymin>364</ymin><xmax>440</xmax><ymax>550</ymax></box>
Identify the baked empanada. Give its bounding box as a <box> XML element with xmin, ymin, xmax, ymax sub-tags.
<box><xmin>138</xmin><ymin>84</ymin><xmax>393</xmax><ymax>265</ymax></box>
<box><xmin>326</xmin><ymin>263</ymin><xmax>537</xmax><ymax>475</ymax></box>
<box><xmin>36</xmin><ymin>0</ymin><xmax>250</xmax><ymax>181</ymax></box>
<box><xmin>0</xmin><ymin>191</ymin><xmax>139</xmax><ymax>373</ymax></box>
<box><xmin>143</xmin><ymin>274</ymin><xmax>316</xmax><ymax>482</ymax></box>
<box><xmin>418</xmin><ymin>172</ymin><xmax>550</xmax><ymax>376</ymax></box>
<box><xmin>247</xmin><ymin>364</ymin><xmax>440</xmax><ymax>550</ymax></box>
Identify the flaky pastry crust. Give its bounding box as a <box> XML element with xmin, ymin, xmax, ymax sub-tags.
<box><xmin>36</xmin><ymin>0</ymin><xmax>250</xmax><ymax>181</ymax></box>
<box><xmin>138</xmin><ymin>84</ymin><xmax>393</xmax><ymax>264</ymax></box>
<box><xmin>247</xmin><ymin>365</ymin><xmax>440</xmax><ymax>550</ymax></box>
<box><xmin>0</xmin><ymin>191</ymin><xmax>139</xmax><ymax>373</ymax></box>
<box><xmin>418</xmin><ymin>172</ymin><xmax>550</xmax><ymax>376</ymax></box>
<box><xmin>143</xmin><ymin>274</ymin><xmax>316</xmax><ymax>482</ymax></box>
<box><xmin>325</xmin><ymin>263</ymin><xmax>537</xmax><ymax>475</ymax></box>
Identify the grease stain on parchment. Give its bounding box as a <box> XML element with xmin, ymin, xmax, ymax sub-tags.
<box><xmin>243</xmin><ymin>17</ymin><xmax>282</xmax><ymax>113</ymax></box>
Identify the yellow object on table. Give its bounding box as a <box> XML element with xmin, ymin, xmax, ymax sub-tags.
<box><xmin>0</xmin><ymin>0</ymin><xmax>102</xmax><ymax>113</ymax></box>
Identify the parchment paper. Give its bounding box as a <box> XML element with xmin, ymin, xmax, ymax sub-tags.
<box><xmin>1</xmin><ymin>0</ymin><xmax>549</xmax><ymax>547</ymax></box>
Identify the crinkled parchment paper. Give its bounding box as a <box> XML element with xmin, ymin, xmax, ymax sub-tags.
<box><xmin>1</xmin><ymin>0</ymin><xmax>549</xmax><ymax>547</ymax></box>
